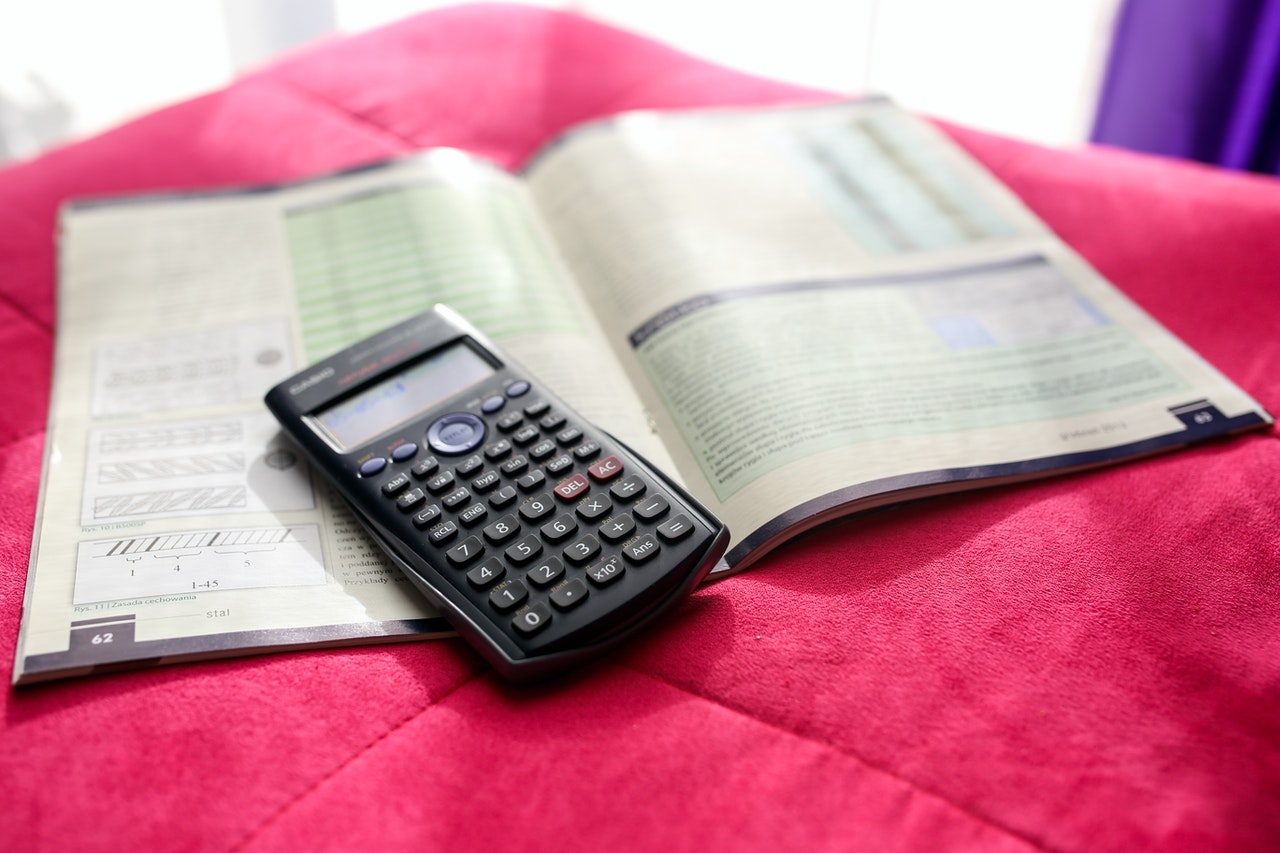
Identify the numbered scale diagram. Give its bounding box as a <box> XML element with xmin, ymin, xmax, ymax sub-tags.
<box><xmin>73</xmin><ymin>525</ymin><xmax>326</xmax><ymax>604</ymax></box>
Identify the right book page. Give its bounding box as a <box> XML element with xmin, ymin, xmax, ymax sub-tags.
<box><xmin>522</xmin><ymin>98</ymin><xmax>1273</xmax><ymax>571</ymax></box>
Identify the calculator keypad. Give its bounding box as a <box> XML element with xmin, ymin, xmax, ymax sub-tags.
<box><xmin>365</xmin><ymin>385</ymin><xmax>711</xmax><ymax>646</ymax></box>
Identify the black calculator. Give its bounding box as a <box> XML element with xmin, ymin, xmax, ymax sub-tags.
<box><xmin>264</xmin><ymin>306</ymin><xmax>728</xmax><ymax>681</ymax></box>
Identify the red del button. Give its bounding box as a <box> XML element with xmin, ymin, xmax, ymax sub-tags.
<box><xmin>587</xmin><ymin>455</ymin><xmax>624</xmax><ymax>481</ymax></box>
<box><xmin>554</xmin><ymin>474</ymin><xmax>590</xmax><ymax>501</ymax></box>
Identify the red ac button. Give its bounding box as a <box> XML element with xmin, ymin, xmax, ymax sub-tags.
<box><xmin>587</xmin><ymin>455</ymin><xmax>624</xmax><ymax>482</ymax></box>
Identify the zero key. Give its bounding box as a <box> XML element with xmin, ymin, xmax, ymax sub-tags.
<box><xmin>512</xmin><ymin>601</ymin><xmax>552</xmax><ymax>635</ymax></box>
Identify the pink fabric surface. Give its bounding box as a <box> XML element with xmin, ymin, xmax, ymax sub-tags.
<box><xmin>2</xmin><ymin>5</ymin><xmax>1278</xmax><ymax>850</ymax></box>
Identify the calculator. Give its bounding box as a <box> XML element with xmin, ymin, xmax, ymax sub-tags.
<box><xmin>264</xmin><ymin>306</ymin><xmax>729</xmax><ymax>681</ymax></box>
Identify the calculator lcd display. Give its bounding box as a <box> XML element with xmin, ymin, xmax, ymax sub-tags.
<box><xmin>311</xmin><ymin>342</ymin><xmax>495</xmax><ymax>450</ymax></box>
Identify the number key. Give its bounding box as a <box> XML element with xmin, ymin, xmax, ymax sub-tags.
<box><xmin>467</xmin><ymin>557</ymin><xmax>505</xmax><ymax>588</ymax></box>
<box><xmin>527</xmin><ymin>556</ymin><xmax>565</xmax><ymax>587</ymax></box>
<box><xmin>519</xmin><ymin>494</ymin><xmax>554</xmax><ymax>522</ymax></box>
<box><xmin>541</xmin><ymin>514</ymin><xmax>578</xmax><ymax>542</ymax></box>
<box><xmin>483</xmin><ymin>514</ymin><xmax>520</xmax><ymax>544</ymax></box>
<box><xmin>512</xmin><ymin>602</ymin><xmax>552</xmax><ymax>636</ymax></box>
<box><xmin>563</xmin><ymin>533</ymin><xmax>601</xmax><ymax>565</ymax></box>
<box><xmin>489</xmin><ymin>579</ymin><xmax>529</xmax><ymax>612</ymax></box>
<box><xmin>446</xmin><ymin>536</ymin><xmax>484</xmax><ymax>566</ymax></box>
<box><xmin>505</xmin><ymin>534</ymin><xmax>543</xmax><ymax>565</ymax></box>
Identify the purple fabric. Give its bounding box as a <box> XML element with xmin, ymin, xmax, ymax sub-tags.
<box><xmin>1092</xmin><ymin>0</ymin><xmax>1280</xmax><ymax>174</ymax></box>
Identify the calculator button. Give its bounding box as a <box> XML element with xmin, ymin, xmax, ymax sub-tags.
<box><xmin>505</xmin><ymin>535</ymin><xmax>543</xmax><ymax>565</ymax></box>
<box><xmin>545</xmin><ymin>454</ymin><xmax>573</xmax><ymax>475</ymax></box>
<box><xmin>600</xmin><ymin>513</ymin><xmax>636</xmax><ymax>543</ymax></box>
<box><xmin>458</xmin><ymin>503</ymin><xmax>489</xmax><ymax>526</ymax></box>
<box><xmin>428</xmin><ymin>521</ymin><xmax>458</xmax><ymax>545</ymax></box>
<box><xmin>563</xmin><ymin>533</ymin><xmax>601</xmax><ymax>565</ymax></box>
<box><xmin>506</xmin><ymin>380</ymin><xmax>530</xmax><ymax>397</ymax></box>
<box><xmin>484</xmin><ymin>439</ymin><xmax>513</xmax><ymax>460</ymax></box>
<box><xmin>540</xmin><ymin>514</ymin><xmax>578</xmax><ymax>542</ymax></box>
<box><xmin>391</xmin><ymin>443</ymin><xmax>418</xmax><ymax>462</ymax></box>
<box><xmin>519</xmin><ymin>494</ymin><xmax>555</xmax><ymax>522</ymax></box>
<box><xmin>427</xmin><ymin>412</ymin><xmax>486</xmax><ymax>455</ymax></box>
<box><xmin>359</xmin><ymin>457</ymin><xmax>388</xmax><ymax>477</ymax></box>
<box><xmin>489</xmin><ymin>580</ymin><xmax>529</xmax><ymax>612</ymax></box>
<box><xmin>585</xmin><ymin>555</ymin><xmax>625</xmax><ymax>586</ymax></box>
<box><xmin>481</xmin><ymin>395</ymin><xmax>505</xmax><ymax>414</ymax></box>
<box><xmin>539</xmin><ymin>412</ymin><xmax>567</xmax><ymax>431</ymax></box>
<box><xmin>467</xmin><ymin>557</ymin><xmax>505</xmax><ymax>588</ymax></box>
<box><xmin>527</xmin><ymin>556</ymin><xmax>565</xmax><ymax>587</ymax></box>
<box><xmin>523</xmin><ymin>400</ymin><xmax>550</xmax><ymax>418</ymax></box>
<box><xmin>517</xmin><ymin>470</ymin><xmax>546</xmax><ymax>491</ymax></box>
<box><xmin>623</xmin><ymin>534</ymin><xmax>660</xmax><ymax>564</ymax></box>
<box><xmin>496</xmin><ymin>411</ymin><xmax>524</xmax><ymax>432</ymax></box>
<box><xmin>657</xmin><ymin>514</ymin><xmax>695</xmax><ymax>542</ymax></box>
<box><xmin>412</xmin><ymin>504</ymin><xmax>443</xmax><ymax>529</ymax></box>
<box><xmin>396</xmin><ymin>488</ymin><xmax>426</xmax><ymax>512</ymax></box>
<box><xmin>576</xmin><ymin>494</ymin><xmax>612</xmax><ymax>520</ymax></box>
<box><xmin>512</xmin><ymin>602</ymin><xmax>552</xmax><ymax>636</ymax></box>
<box><xmin>587</xmin><ymin>455</ymin><xmax>624</xmax><ymax>482</ymax></box>
<box><xmin>442</xmin><ymin>487</ymin><xmax>471</xmax><ymax>510</ymax></box>
<box><xmin>554</xmin><ymin>474</ymin><xmax>590</xmax><ymax>501</ymax></box>
<box><xmin>529</xmin><ymin>439</ymin><xmax>556</xmax><ymax>460</ymax></box>
<box><xmin>489</xmin><ymin>485</ymin><xmax>518</xmax><ymax>508</ymax></box>
<box><xmin>500</xmin><ymin>455</ymin><xmax>529</xmax><ymax>477</ymax></box>
<box><xmin>456</xmin><ymin>454</ymin><xmax>484</xmax><ymax>477</ymax></box>
<box><xmin>425</xmin><ymin>470</ymin><xmax>456</xmax><ymax>494</ymax></box>
<box><xmin>410</xmin><ymin>455</ymin><xmax>440</xmax><ymax>479</ymax></box>
<box><xmin>446</xmin><ymin>536</ymin><xmax>484</xmax><ymax>567</ymax></box>
<box><xmin>572</xmin><ymin>441</ymin><xmax>601</xmax><ymax>461</ymax></box>
<box><xmin>609</xmin><ymin>476</ymin><xmax>646</xmax><ymax>502</ymax></box>
<box><xmin>512</xmin><ymin>425</ymin><xmax>540</xmax><ymax>446</ymax></box>
<box><xmin>550</xmin><ymin>578</ymin><xmax>589</xmax><ymax>610</ymax></box>
<box><xmin>381</xmin><ymin>472</ymin><xmax>411</xmax><ymax>497</ymax></box>
<box><xmin>555</xmin><ymin>426</ymin><xmax>582</xmax><ymax>446</ymax></box>
<box><xmin>483</xmin><ymin>515</ymin><xmax>520</xmax><ymax>544</ymax></box>
<box><xmin>634</xmin><ymin>494</ymin><xmax>669</xmax><ymax>520</ymax></box>
<box><xmin>470</xmin><ymin>471</ymin><xmax>500</xmax><ymax>493</ymax></box>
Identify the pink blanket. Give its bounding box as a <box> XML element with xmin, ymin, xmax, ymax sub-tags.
<box><xmin>2</xmin><ymin>6</ymin><xmax>1277</xmax><ymax>850</ymax></box>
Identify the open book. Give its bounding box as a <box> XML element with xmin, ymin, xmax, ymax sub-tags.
<box><xmin>15</xmin><ymin>98</ymin><xmax>1272</xmax><ymax>683</ymax></box>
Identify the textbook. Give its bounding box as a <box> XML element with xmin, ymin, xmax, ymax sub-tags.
<box><xmin>14</xmin><ymin>98</ymin><xmax>1271</xmax><ymax>683</ymax></box>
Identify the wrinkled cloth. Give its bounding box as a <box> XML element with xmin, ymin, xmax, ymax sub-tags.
<box><xmin>1</xmin><ymin>5</ymin><xmax>1277</xmax><ymax>851</ymax></box>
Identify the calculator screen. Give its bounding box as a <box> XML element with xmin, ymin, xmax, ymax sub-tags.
<box><xmin>311</xmin><ymin>342</ymin><xmax>495</xmax><ymax>451</ymax></box>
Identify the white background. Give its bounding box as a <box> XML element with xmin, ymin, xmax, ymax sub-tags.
<box><xmin>0</xmin><ymin>0</ymin><xmax>1122</xmax><ymax>164</ymax></box>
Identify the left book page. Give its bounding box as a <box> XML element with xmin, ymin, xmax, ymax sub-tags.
<box><xmin>14</xmin><ymin>149</ymin><xmax>647</xmax><ymax>684</ymax></box>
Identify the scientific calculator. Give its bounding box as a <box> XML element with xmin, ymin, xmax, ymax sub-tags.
<box><xmin>264</xmin><ymin>306</ymin><xmax>728</xmax><ymax>681</ymax></box>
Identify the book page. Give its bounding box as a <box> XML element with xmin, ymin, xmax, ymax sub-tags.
<box><xmin>16</xmin><ymin>150</ymin><xmax>660</xmax><ymax>683</ymax></box>
<box><xmin>524</xmin><ymin>100</ymin><xmax>1272</xmax><ymax>570</ymax></box>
